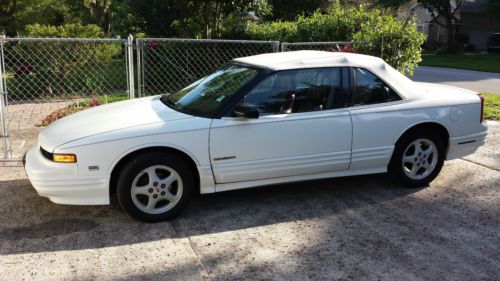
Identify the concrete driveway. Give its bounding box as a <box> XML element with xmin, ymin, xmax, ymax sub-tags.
<box><xmin>409</xmin><ymin>66</ymin><xmax>500</xmax><ymax>94</ymax></box>
<box><xmin>0</xmin><ymin>123</ymin><xmax>499</xmax><ymax>281</ymax></box>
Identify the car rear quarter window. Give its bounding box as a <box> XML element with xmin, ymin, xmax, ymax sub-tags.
<box><xmin>353</xmin><ymin>67</ymin><xmax>401</xmax><ymax>106</ymax></box>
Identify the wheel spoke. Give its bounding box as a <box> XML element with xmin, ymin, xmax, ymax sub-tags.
<box><xmin>424</xmin><ymin>145</ymin><xmax>435</xmax><ymax>155</ymax></box>
<box><xmin>163</xmin><ymin>190</ymin><xmax>177</xmax><ymax>201</ymax></box>
<box><xmin>163</xmin><ymin>174</ymin><xmax>177</xmax><ymax>187</ymax></box>
<box><xmin>403</xmin><ymin>155</ymin><xmax>416</xmax><ymax>164</ymax></box>
<box><xmin>146</xmin><ymin>167</ymin><xmax>161</xmax><ymax>184</ymax></box>
<box><xmin>422</xmin><ymin>162</ymin><xmax>432</xmax><ymax>172</ymax></box>
<box><xmin>410</xmin><ymin>165</ymin><xmax>419</xmax><ymax>176</ymax></box>
<box><xmin>146</xmin><ymin>196</ymin><xmax>158</xmax><ymax>210</ymax></box>
<box><xmin>415</xmin><ymin>143</ymin><xmax>424</xmax><ymax>155</ymax></box>
<box><xmin>132</xmin><ymin>186</ymin><xmax>149</xmax><ymax>196</ymax></box>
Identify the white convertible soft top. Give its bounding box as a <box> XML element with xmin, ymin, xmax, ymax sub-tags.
<box><xmin>233</xmin><ymin>51</ymin><xmax>421</xmax><ymax>99</ymax></box>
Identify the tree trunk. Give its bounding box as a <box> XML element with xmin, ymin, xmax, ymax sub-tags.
<box><xmin>205</xmin><ymin>0</ymin><xmax>211</xmax><ymax>39</ymax></box>
<box><xmin>445</xmin><ymin>15</ymin><xmax>456</xmax><ymax>53</ymax></box>
<box><xmin>104</xmin><ymin>12</ymin><xmax>111</xmax><ymax>36</ymax></box>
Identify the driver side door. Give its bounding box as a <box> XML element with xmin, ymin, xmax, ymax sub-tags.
<box><xmin>209</xmin><ymin>67</ymin><xmax>353</xmax><ymax>184</ymax></box>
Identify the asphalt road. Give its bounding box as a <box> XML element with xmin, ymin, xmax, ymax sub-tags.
<box><xmin>0</xmin><ymin>122</ymin><xmax>499</xmax><ymax>281</ymax></box>
<box><xmin>409</xmin><ymin>66</ymin><xmax>500</xmax><ymax>94</ymax></box>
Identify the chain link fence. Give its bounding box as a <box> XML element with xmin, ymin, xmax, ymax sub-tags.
<box><xmin>1</xmin><ymin>37</ymin><xmax>365</xmax><ymax>160</ymax></box>
<box><xmin>137</xmin><ymin>38</ymin><xmax>279</xmax><ymax>96</ymax></box>
<box><xmin>0</xmin><ymin>37</ymin><xmax>132</xmax><ymax>160</ymax></box>
<box><xmin>2</xmin><ymin>38</ymin><xmax>129</xmax><ymax>103</ymax></box>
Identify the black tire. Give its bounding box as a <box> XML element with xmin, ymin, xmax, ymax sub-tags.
<box><xmin>388</xmin><ymin>128</ymin><xmax>446</xmax><ymax>188</ymax></box>
<box><xmin>116</xmin><ymin>151</ymin><xmax>195</xmax><ymax>222</ymax></box>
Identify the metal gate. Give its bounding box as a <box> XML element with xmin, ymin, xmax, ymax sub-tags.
<box><xmin>0</xmin><ymin>36</ymin><xmax>133</xmax><ymax>162</ymax></box>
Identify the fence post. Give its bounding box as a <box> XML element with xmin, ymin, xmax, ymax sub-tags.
<box><xmin>272</xmin><ymin>41</ymin><xmax>280</xmax><ymax>53</ymax></box>
<box><xmin>126</xmin><ymin>34</ymin><xmax>135</xmax><ymax>99</ymax></box>
<box><xmin>136</xmin><ymin>39</ymin><xmax>142</xmax><ymax>98</ymax></box>
<box><xmin>0</xmin><ymin>35</ymin><xmax>12</xmax><ymax>159</ymax></box>
<box><xmin>281</xmin><ymin>42</ymin><xmax>288</xmax><ymax>52</ymax></box>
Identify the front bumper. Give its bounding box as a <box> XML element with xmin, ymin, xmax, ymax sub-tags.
<box><xmin>24</xmin><ymin>145</ymin><xmax>110</xmax><ymax>205</ymax></box>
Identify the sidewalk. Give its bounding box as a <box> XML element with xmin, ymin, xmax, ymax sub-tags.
<box><xmin>1</xmin><ymin>101</ymin><xmax>70</xmax><ymax>159</ymax></box>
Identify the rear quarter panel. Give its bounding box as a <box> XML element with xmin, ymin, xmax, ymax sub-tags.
<box><xmin>348</xmin><ymin>96</ymin><xmax>483</xmax><ymax>170</ymax></box>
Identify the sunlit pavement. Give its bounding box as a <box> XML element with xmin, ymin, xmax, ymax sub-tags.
<box><xmin>0</xmin><ymin>122</ymin><xmax>498</xmax><ymax>281</ymax></box>
<box><xmin>410</xmin><ymin>66</ymin><xmax>500</xmax><ymax>94</ymax></box>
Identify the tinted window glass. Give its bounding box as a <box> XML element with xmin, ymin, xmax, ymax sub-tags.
<box><xmin>242</xmin><ymin>68</ymin><xmax>341</xmax><ymax>115</ymax></box>
<box><xmin>353</xmin><ymin>68</ymin><xmax>401</xmax><ymax>105</ymax></box>
<box><xmin>162</xmin><ymin>65</ymin><xmax>258</xmax><ymax>118</ymax></box>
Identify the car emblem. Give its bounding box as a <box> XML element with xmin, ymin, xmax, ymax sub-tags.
<box><xmin>88</xmin><ymin>165</ymin><xmax>99</xmax><ymax>171</ymax></box>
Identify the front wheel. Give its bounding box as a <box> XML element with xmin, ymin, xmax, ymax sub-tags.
<box><xmin>389</xmin><ymin>128</ymin><xmax>445</xmax><ymax>188</ymax></box>
<box><xmin>116</xmin><ymin>151</ymin><xmax>195</xmax><ymax>222</ymax></box>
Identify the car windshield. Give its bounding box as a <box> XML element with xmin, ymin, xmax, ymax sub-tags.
<box><xmin>160</xmin><ymin>64</ymin><xmax>259</xmax><ymax>118</ymax></box>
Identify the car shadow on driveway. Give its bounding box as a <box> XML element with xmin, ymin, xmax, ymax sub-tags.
<box><xmin>0</xmin><ymin>174</ymin><xmax>419</xmax><ymax>255</ymax></box>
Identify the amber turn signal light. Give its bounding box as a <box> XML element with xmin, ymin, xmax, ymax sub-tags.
<box><xmin>53</xmin><ymin>153</ymin><xmax>77</xmax><ymax>163</ymax></box>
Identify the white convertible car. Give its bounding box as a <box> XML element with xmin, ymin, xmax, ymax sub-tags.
<box><xmin>25</xmin><ymin>51</ymin><xmax>487</xmax><ymax>222</ymax></box>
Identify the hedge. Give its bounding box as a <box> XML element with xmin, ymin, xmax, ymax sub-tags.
<box><xmin>244</xmin><ymin>4</ymin><xmax>425</xmax><ymax>74</ymax></box>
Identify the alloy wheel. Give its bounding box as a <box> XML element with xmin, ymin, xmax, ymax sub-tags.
<box><xmin>401</xmin><ymin>138</ymin><xmax>438</xmax><ymax>180</ymax></box>
<box><xmin>130</xmin><ymin>165</ymin><xmax>183</xmax><ymax>215</ymax></box>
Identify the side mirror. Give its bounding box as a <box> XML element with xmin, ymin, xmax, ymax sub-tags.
<box><xmin>233</xmin><ymin>103</ymin><xmax>259</xmax><ymax>119</ymax></box>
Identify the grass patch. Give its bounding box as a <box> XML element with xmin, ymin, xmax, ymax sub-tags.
<box><xmin>481</xmin><ymin>92</ymin><xmax>500</xmax><ymax>121</ymax></box>
<box><xmin>76</xmin><ymin>93</ymin><xmax>129</xmax><ymax>107</ymax></box>
<box><xmin>420</xmin><ymin>54</ymin><xmax>500</xmax><ymax>73</ymax></box>
<box><xmin>40</xmin><ymin>93</ymin><xmax>129</xmax><ymax>126</ymax></box>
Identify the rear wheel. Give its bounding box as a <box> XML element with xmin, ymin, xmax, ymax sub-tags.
<box><xmin>116</xmin><ymin>151</ymin><xmax>195</xmax><ymax>222</ymax></box>
<box><xmin>389</xmin><ymin>128</ymin><xmax>445</xmax><ymax>188</ymax></box>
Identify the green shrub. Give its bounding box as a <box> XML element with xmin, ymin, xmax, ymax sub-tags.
<box><xmin>295</xmin><ymin>5</ymin><xmax>371</xmax><ymax>42</ymax></box>
<box><xmin>244</xmin><ymin>4</ymin><xmax>425</xmax><ymax>73</ymax></box>
<box><xmin>25</xmin><ymin>23</ymin><xmax>104</xmax><ymax>38</ymax></box>
<box><xmin>245</xmin><ymin>21</ymin><xmax>298</xmax><ymax>42</ymax></box>
<box><xmin>353</xmin><ymin>16</ymin><xmax>425</xmax><ymax>75</ymax></box>
<box><xmin>5</xmin><ymin>23</ymin><xmax>123</xmax><ymax>101</ymax></box>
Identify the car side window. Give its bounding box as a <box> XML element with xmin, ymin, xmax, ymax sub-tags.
<box><xmin>353</xmin><ymin>67</ymin><xmax>401</xmax><ymax>106</ymax></box>
<box><xmin>241</xmin><ymin>68</ymin><xmax>342</xmax><ymax>116</ymax></box>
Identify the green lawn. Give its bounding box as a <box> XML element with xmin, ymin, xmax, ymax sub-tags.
<box><xmin>482</xmin><ymin>92</ymin><xmax>500</xmax><ymax>121</ymax></box>
<box><xmin>420</xmin><ymin>54</ymin><xmax>500</xmax><ymax>73</ymax></box>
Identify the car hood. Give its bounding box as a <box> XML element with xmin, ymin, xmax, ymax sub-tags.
<box><xmin>39</xmin><ymin>96</ymin><xmax>193</xmax><ymax>151</ymax></box>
